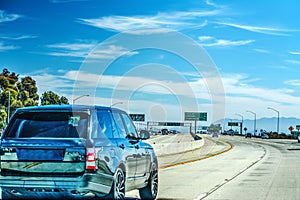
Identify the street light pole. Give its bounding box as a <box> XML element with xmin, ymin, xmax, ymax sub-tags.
<box><xmin>110</xmin><ymin>102</ymin><xmax>123</xmax><ymax>107</ymax></box>
<box><xmin>7</xmin><ymin>90</ymin><xmax>10</xmax><ymax>123</ymax></box>
<box><xmin>246</xmin><ymin>110</ymin><xmax>256</xmax><ymax>136</ymax></box>
<box><xmin>73</xmin><ymin>94</ymin><xmax>89</xmax><ymax>104</ymax></box>
<box><xmin>235</xmin><ymin>113</ymin><xmax>243</xmax><ymax>135</ymax></box>
<box><xmin>268</xmin><ymin>107</ymin><xmax>280</xmax><ymax>134</ymax></box>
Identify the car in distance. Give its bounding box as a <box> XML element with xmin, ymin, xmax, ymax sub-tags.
<box><xmin>0</xmin><ymin>105</ymin><xmax>158</xmax><ymax>199</ymax></box>
<box><xmin>212</xmin><ymin>132</ymin><xmax>218</xmax><ymax>137</ymax></box>
<box><xmin>161</xmin><ymin>128</ymin><xmax>169</xmax><ymax>135</ymax></box>
<box><xmin>261</xmin><ymin>134</ymin><xmax>269</xmax><ymax>139</ymax></box>
<box><xmin>245</xmin><ymin>133</ymin><xmax>252</xmax><ymax>138</ymax></box>
<box><xmin>298</xmin><ymin>135</ymin><xmax>300</xmax><ymax>143</ymax></box>
<box><xmin>227</xmin><ymin>129</ymin><xmax>234</xmax><ymax>136</ymax></box>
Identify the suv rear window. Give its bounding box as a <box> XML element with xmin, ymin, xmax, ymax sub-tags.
<box><xmin>5</xmin><ymin>112</ymin><xmax>88</xmax><ymax>138</ymax></box>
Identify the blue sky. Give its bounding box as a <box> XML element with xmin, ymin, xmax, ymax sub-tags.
<box><xmin>1</xmin><ymin>0</ymin><xmax>300</xmax><ymax>123</ymax></box>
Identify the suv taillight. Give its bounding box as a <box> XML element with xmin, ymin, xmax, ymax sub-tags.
<box><xmin>86</xmin><ymin>148</ymin><xmax>97</xmax><ymax>170</ymax></box>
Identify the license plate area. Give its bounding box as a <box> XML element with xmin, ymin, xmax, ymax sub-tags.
<box><xmin>16</xmin><ymin>149</ymin><xmax>65</xmax><ymax>161</ymax></box>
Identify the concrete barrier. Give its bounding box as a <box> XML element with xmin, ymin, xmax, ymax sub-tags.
<box><xmin>148</xmin><ymin>138</ymin><xmax>204</xmax><ymax>156</ymax></box>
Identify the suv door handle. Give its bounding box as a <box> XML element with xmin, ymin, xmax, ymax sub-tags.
<box><xmin>119</xmin><ymin>144</ymin><xmax>125</xmax><ymax>149</ymax></box>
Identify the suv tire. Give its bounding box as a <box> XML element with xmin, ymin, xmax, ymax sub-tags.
<box><xmin>106</xmin><ymin>168</ymin><xmax>126</xmax><ymax>199</ymax></box>
<box><xmin>139</xmin><ymin>165</ymin><xmax>158</xmax><ymax>200</ymax></box>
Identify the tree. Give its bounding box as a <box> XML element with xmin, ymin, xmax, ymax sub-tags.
<box><xmin>0</xmin><ymin>69</ymin><xmax>40</xmax><ymax>122</ymax></box>
<box><xmin>40</xmin><ymin>91</ymin><xmax>69</xmax><ymax>105</ymax></box>
<box><xmin>0</xmin><ymin>68</ymin><xmax>20</xmax><ymax>121</ymax></box>
<box><xmin>0</xmin><ymin>107</ymin><xmax>7</xmax><ymax>129</ymax></box>
<box><xmin>17</xmin><ymin>76</ymin><xmax>39</xmax><ymax>106</ymax></box>
<box><xmin>0</xmin><ymin>68</ymin><xmax>69</xmax><ymax>123</ymax></box>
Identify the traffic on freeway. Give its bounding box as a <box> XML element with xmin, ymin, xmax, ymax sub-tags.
<box><xmin>1</xmin><ymin>110</ymin><xmax>300</xmax><ymax>200</ymax></box>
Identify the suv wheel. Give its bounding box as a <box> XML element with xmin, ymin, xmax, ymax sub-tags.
<box><xmin>139</xmin><ymin>165</ymin><xmax>158</xmax><ymax>200</ymax></box>
<box><xmin>106</xmin><ymin>168</ymin><xmax>125</xmax><ymax>199</ymax></box>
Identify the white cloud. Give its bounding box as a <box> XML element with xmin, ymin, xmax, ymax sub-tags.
<box><xmin>205</xmin><ymin>0</ymin><xmax>218</xmax><ymax>7</ymax></box>
<box><xmin>0</xmin><ymin>10</ymin><xmax>22</xmax><ymax>23</ymax></box>
<box><xmin>0</xmin><ymin>42</ymin><xmax>19</xmax><ymax>51</ymax></box>
<box><xmin>198</xmin><ymin>36</ymin><xmax>254</xmax><ymax>47</ymax></box>
<box><xmin>28</xmin><ymin>69</ymin><xmax>300</xmax><ymax>120</ymax></box>
<box><xmin>62</xmin><ymin>70</ymin><xmax>208</xmax><ymax>100</ymax></box>
<box><xmin>47</xmin><ymin>42</ymin><xmax>96</xmax><ymax>51</ymax></box>
<box><xmin>46</xmin><ymin>41</ymin><xmax>96</xmax><ymax>58</ymax></box>
<box><xmin>0</xmin><ymin>35</ymin><xmax>37</xmax><ymax>40</ymax></box>
<box><xmin>88</xmin><ymin>45</ymin><xmax>139</xmax><ymax>59</ymax></box>
<box><xmin>77</xmin><ymin>10</ymin><xmax>220</xmax><ymax>32</ymax></box>
<box><xmin>284</xmin><ymin>80</ymin><xmax>300</xmax><ymax>87</ymax></box>
<box><xmin>205</xmin><ymin>0</ymin><xmax>227</xmax><ymax>9</ymax></box>
<box><xmin>289</xmin><ymin>51</ymin><xmax>300</xmax><ymax>55</ymax></box>
<box><xmin>46</xmin><ymin>41</ymin><xmax>138</xmax><ymax>59</ymax></box>
<box><xmin>222</xmin><ymin>74</ymin><xmax>300</xmax><ymax>118</ymax></box>
<box><xmin>253</xmin><ymin>48</ymin><xmax>270</xmax><ymax>54</ymax></box>
<box><xmin>207</xmin><ymin>39</ymin><xmax>254</xmax><ymax>47</ymax></box>
<box><xmin>218</xmin><ymin>22</ymin><xmax>294</xmax><ymax>36</ymax></box>
<box><xmin>222</xmin><ymin>74</ymin><xmax>300</xmax><ymax>104</ymax></box>
<box><xmin>285</xmin><ymin>59</ymin><xmax>300</xmax><ymax>65</ymax></box>
<box><xmin>31</xmin><ymin>72</ymin><xmax>74</xmax><ymax>92</ymax></box>
<box><xmin>198</xmin><ymin>36</ymin><xmax>214</xmax><ymax>41</ymax></box>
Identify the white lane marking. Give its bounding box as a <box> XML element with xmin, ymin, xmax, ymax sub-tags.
<box><xmin>194</xmin><ymin>193</ymin><xmax>208</xmax><ymax>200</ymax></box>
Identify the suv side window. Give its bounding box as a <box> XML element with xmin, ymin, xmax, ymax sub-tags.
<box><xmin>92</xmin><ymin>110</ymin><xmax>113</xmax><ymax>139</ymax></box>
<box><xmin>121</xmin><ymin>113</ymin><xmax>138</xmax><ymax>138</ymax></box>
<box><xmin>112</xmin><ymin>112</ymin><xmax>127</xmax><ymax>139</ymax></box>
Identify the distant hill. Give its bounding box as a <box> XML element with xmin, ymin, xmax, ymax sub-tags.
<box><xmin>215</xmin><ymin>117</ymin><xmax>300</xmax><ymax>134</ymax></box>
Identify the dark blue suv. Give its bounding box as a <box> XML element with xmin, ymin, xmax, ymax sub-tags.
<box><xmin>0</xmin><ymin>105</ymin><xmax>158</xmax><ymax>199</ymax></box>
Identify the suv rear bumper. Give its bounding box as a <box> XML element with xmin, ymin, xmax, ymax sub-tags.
<box><xmin>0</xmin><ymin>173</ymin><xmax>112</xmax><ymax>196</ymax></box>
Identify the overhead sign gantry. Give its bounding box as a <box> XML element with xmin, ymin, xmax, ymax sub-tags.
<box><xmin>184</xmin><ymin>112</ymin><xmax>208</xmax><ymax>134</ymax></box>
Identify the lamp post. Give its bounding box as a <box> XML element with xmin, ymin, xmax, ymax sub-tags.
<box><xmin>110</xmin><ymin>102</ymin><xmax>123</xmax><ymax>107</ymax></box>
<box><xmin>6</xmin><ymin>83</ymin><xmax>32</xmax><ymax>123</ymax></box>
<box><xmin>246</xmin><ymin>110</ymin><xmax>256</xmax><ymax>137</ymax></box>
<box><xmin>73</xmin><ymin>94</ymin><xmax>89</xmax><ymax>104</ymax></box>
<box><xmin>267</xmin><ymin>107</ymin><xmax>279</xmax><ymax>134</ymax></box>
<box><xmin>235</xmin><ymin>113</ymin><xmax>243</xmax><ymax>135</ymax></box>
<box><xmin>7</xmin><ymin>90</ymin><xmax>10</xmax><ymax>123</ymax></box>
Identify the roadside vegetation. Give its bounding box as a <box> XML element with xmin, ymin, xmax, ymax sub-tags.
<box><xmin>0</xmin><ymin>68</ymin><xmax>69</xmax><ymax>128</ymax></box>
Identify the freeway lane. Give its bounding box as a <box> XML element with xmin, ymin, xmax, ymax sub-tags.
<box><xmin>156</xmin><ymin>135</ymin><xmax>265</xmax><ymax>199</ymax></box>
<box><xmin>205</xmin><ymin>137</ymin><xmax>300</xmax><ymax>200</ymax></box>
<box><xmin>130</xmin><ymin>135</ymin><xmax>299</xmax><ymax>199</ymax></box>
<box><xmin>127</xmin><ymin>134</ymin><xmax>265</xmax><ymax>199</ymax></box>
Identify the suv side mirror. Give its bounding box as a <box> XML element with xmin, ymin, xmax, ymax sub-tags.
<box><xmin>139</xmin><ymin>130</ymin><xmax>150</xmax><ymax>140</ymax></box>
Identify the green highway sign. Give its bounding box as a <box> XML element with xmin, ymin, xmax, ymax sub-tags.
<box><xmin>228</xmin><ymin>122</ymin><xmax>239</xmax><ymax>126</ymax></box>
<box><xmin>184</xmin><ymin>112</ymin><xmax>207</xmax><ymax>121</ymax></box>
<box><xmin>129</xmin><ymin>114</ymin><xmax>145</xmax><ymax>122</ymax></box>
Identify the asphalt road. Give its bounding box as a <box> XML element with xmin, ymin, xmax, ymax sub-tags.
<box><xmin>128</xmin><ymin>134</ymin><xmax>300</xmax><ymax>200</ymax></box>
<box><xmin>205</xmin><ymin>137</ymin><xmax>300</xmax><ymax>200</ymax></box>
<box><xmin>2</xmin><ymin>134</ymin><xmax>299</xmax><ymax>199</ymax></box>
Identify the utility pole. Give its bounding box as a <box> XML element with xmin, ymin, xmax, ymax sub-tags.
<box><xmin>235</xmin><ymin>113</ymin><xmax>243</xmax><ymax>135</ymax></box>
<box><xmin>7</xmin><ymin>90</ymin><xmax>10</xmax><ymax>123</ymax></box>
<box><xmin>73</xmin><ymin>94</ymin><xmax>89</xmax><ymax>104</ymax></box>
<box><xmin>267</xmin><ymin>107</ymin><xmax>280</xmax><ymax>134</ymax></box>
<box><xmin>246</xmin><ymin>110</ymin><xmax>256</xmax><ymax>137</ymax></box>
